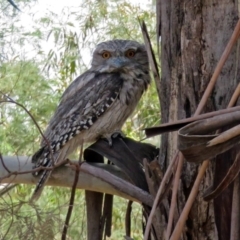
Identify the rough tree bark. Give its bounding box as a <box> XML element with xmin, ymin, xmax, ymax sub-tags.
<box><xmin>157</xmin><ymin>0</ymin><xmax>240</xmax><ymax>239</ymax></box>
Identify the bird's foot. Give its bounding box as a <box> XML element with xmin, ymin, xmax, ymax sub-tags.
<box><xmin>102</xmin><ymin>130</ymin><xmax>125</xmax><ymax>146</ymax></box>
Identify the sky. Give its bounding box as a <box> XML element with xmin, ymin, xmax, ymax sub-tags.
<box><xmin>16</xmin><ymin>0</ymin><xmax>151</xmax><ymax>27</ymax></box>
<box><xmin>2</xmin><ymin>0</ymin><xmax>153</xmax><ymax>66</ymax></box>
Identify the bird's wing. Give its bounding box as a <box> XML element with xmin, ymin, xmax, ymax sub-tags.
<box><xmin>31</xmin><ymin>71</ymin><xmax>124</xmax><ymax>201</ymax></box>
<box><xmin>41</xmin><ymin>70</ymin><xmax>94</xmax><ymax>141</ymax></box>
<box><xmin>40</xmin><ymin>71</ymin><xmax>124</xmax><ymax>149</ymax></box>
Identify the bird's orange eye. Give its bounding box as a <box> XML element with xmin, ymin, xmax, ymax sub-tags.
<box><xmin>102</xmin><ymin>51</ymin><xmax>111</xmax><ymax>59</ymax></box>
<box><xmin>125</xmin><ymin>49</ymin><xmax>136</xmax><ymax>58</ymax></box>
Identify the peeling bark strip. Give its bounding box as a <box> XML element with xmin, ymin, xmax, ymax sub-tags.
<box><xmin>157</xmin><ymin>0</ymin><xmax>240</xmax><ymax>239</ymax></box>
<box><xmin>145</xmin><ymin>105</ymin><xmax>240</xmax><ymax>137</ymax></box>
<box><xmin>178</xmin><ymin>111</ymin><xmax>240</xmax><ymax>163</ymax></box>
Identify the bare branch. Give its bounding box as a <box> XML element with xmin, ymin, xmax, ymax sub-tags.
<box><xmin>0</xmin><ymin>156</ymin><xmax>153</xmax><ymax>206</ymax></box>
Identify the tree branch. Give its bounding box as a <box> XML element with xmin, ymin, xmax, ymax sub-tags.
<box><xmin>0</xmin><ymin>156</ymin><xmax>153</xmax><ymax>206</ymax></box>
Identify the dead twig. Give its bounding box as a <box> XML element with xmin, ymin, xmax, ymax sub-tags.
<box><xmin>125</xmin><ymin>201</ymin><xmax>133</xmax><ymax>238</ymax></box>
<box><xmin>61</xmin><ymin>143</ymin><xmax>84</xmax><ymax>240</ymax></box>
<box><xmin>230</xmin><ymin>175</ymin><xmax>240</xmax><ymax>240</ymax></box>
<box><xmin>0</xmin><ymin>183</ymin><xmax>18</xmax><ymax>197</ymax></box>
<box><xmin>0</xmin><ymin>93</ymin><xmax>54</xmax><ymax>165</ymax></box>
<box><xmin>61</xmin><ymin>165</ymin><xmax>80</xmax><ymax>240</ymax></box>
<box><xmin>203</xmin><ymin>151</ymin><xmax>240</xmax><ymax>201</ymax></box>
<box><xmin>207</xmin><ymin>124</ymin><xmax>240</xmax><ymax>147</ymax></box>
<box><xmin>2</xmin><ymin>193</ymin><xmax>15</xmax><ymax>239</ymax></box>
<box><xmin>144</xmin><ymin>153</ymin><xmax>179</xmax><ymax>239</ymax></box>
<box><xmin>228</xmin><ymin>83</ymin><xmax>240</xmax><ymax>107</ymax></box>
<box><xmin>0</xmin><ymin>153</ymin><xmax>11</xmax><ymax>173</ymax></box>
<box><xmin>165</xmin><ymin>152</ymin><xmax>184</xmax><ymax>238</ymax></box>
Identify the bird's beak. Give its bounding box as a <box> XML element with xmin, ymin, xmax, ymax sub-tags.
<box><xmin>109</xmin><ymin>57</ymin><xmax>128</xmax><ymax>69</ymax></box>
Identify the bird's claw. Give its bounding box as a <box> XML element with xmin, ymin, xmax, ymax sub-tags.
<box><xmin>103</xmin><ymin>131</ymin><xmax>125</xmax><ymax>146</ymax></box>
<box><xmin>111</xmin><ymin>130</ymin><xmax>125</xmax><ymax>139</ymax></box>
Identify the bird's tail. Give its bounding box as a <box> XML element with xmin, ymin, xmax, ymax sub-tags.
<box><xmin>31</xmin><ymin>144</ymin><xmax>70</xmax><ymax>201</ymax></box>
<box><xmin>30</xmin><ymin>167</ymin><xmax>53</xmax><ymax>201</ymax></box>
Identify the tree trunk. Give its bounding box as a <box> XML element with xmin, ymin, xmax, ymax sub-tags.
<box><xmin>157</xmin><ymin>0</ymin><xmax>240</xmax><ymax>239</ymax></box>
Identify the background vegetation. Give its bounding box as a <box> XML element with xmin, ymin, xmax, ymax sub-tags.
<box><xmin>0</xmin><ymin>0</ymin><xmax>159</xmax><ymax>239</ymax></box>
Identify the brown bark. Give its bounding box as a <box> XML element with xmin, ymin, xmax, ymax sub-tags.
<box><xmin>157</xmin><ymin>0</ymin><xmax>240</xmax><ymax>239</ymax></box>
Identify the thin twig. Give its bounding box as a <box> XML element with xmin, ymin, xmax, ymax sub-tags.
<box><xmin>230</xmin><ymin>174</ymin><xmax>240</xmax><ymax>240</ymax></box>
<box><xmin>61</xmin><ymin>143</ymin><xmax>84</xmax><ymax>240</ymax></box>
<box><xmin>230</xmin><ymin>49</ymin><xmax>240</xmax><ymax>240</ymax></box>
<box><xmin>228</xmin><ymin>83</ymin><xmax>240</xmax><ymax>107</ymax></box>
<box><xmin>0</xmin><ymin>153</ymin><xmax>11</xmax><ymax>173</ymax></box>
<box><xmin>61</xmin><ymin>165</ymin><xmax>80</xmax><ymax>240</ymax></box>
<box><xmin>1</xmin><ymin>193</ymin><xmax>15</xmax><ymax>240</ymax></box>
<box><xmin>0</xmin><ymin>94</ymin><xmax>54</xmax><ymax>165</ymax></box>
<box><xmin>169</xmin><ymin>161</ymin><xmax>209</xmax><ymax>240</ymax></box>
<box><xmin>125</xmin><ymin>201</ymin><xmax>133</xmax><ymax>237</ymax></box>
<box><xmin>207</xmin><ymin>124</ymin><xmax>240</xmax><ymax>147</ymax></box>
<box><xmin>165</xmin><ymin>152</ymin><xmax>184</xmax><ymax>239</ymax></box>
<box><xmin>0</xmin><ymin>183</ymin><xmax>18</xmax><ymax>197</ymax></box>
<box><xmin>195</xmin><ymin>20</ymin><xmax>240</xmax><ymax>115</ymax></box>
<box><xmin>143</xmin><ymin>153</ymin><xmax>179</xmax><ymax>239</ymax></box>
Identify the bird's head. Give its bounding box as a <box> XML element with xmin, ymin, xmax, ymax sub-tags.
<box><xmin>91</xmin><ymin>39</ymin><xmax>149</xmax><ymax>73</ymax></box>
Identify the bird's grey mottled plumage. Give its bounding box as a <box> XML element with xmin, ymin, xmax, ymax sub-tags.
<box><xmin>31</xmin><ymin>39</ymin><xmax>150</xmax><ymax>200</ymax></box>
